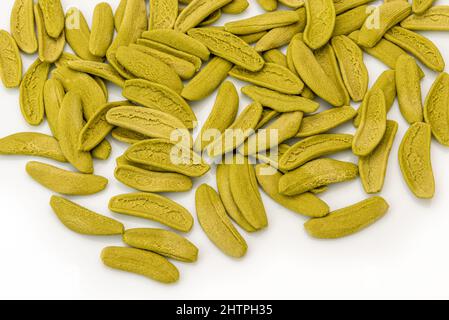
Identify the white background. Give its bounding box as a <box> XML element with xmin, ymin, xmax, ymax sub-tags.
<box><xmin>1</xmin><ymin>0</ymin><xmax>449</xmax><ymax>300</ymax></box>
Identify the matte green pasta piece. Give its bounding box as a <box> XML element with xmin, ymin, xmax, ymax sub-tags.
<box><xmin>66</xmin><ymin>60</ymin><xmax>126</xmax><ymax>88</ymax></box>
<box><xmin>359</xmin><ymin>120</ymin><xmax>398</xmax><ymax>194</ymax></box>
<box><xmin>412</xmin><ymin>0</ymin><xmax>435</xmax><ymax>14</ymax></box>
<box><xmin>297</xmin><ymin>106</ymin><xmax>357</xmax><ymax>138</ymax></box>
<box><xmin>290</xmin><ymin>36</ymin><xmax>345</xmax><ymax>106</ymax></box>
<box><xmin>401</xmin><ymin>6</ymin><xmax>449</xmax><ymax>31</ymax></box>
<box><xmin>255</xmin><ymin>143</ymin><xmax>290</xmax><ymax>171</ymax></box>
<box><xmin>222</xmin><ymin>0</ymin><xmax>249</xmax><ymax>14</ymax></box>
<box><xmin>224</xmin><ymin>11</ymin><xmax>300</xmax><ymax>35</ymax></box>
<box><xmin>43</xmin><ymin>79</ymin><xmax>64</xmax><ymax>138</ymax></box>
<box><xmin>424</xmin><ymin>72</ymin><xmax>449</xmax><ymax>146</ymax></box>
<box><xmin>38</xmin><ymin>0</ymin><xmax>64</xmax><ymax>38</ymax></box>
<box><xmin>54</xmin><ymin>52</ymin><xmax>80</xmax><ymax>67</ymax></box>
<box><xmin>333</xmin><ymin>5</ymin><xmax>370</xmax><ymax>36</ymax></box>
<box><xmin>123</xmin><ymin>228</ymin><xmax>198</xmax><ymax>262</ymax></box>
<box><xmin>125</xmin><ymin>139</ymin><xmax>210</xmax><ymax>177</ymax></box>
<box><xmin>309</xmin><ymin>185</ymin><xmax>329</xmax><ymax>194</ymax></box>
<box><xmin>0</xmin><ymin>132</ymin><xmax>66</xmax><ymax>162</ymax></box>
<box><xmin>114</xmin><ymin>0</ymin><xmax>127</xmax><ymax>31</ymax></box>
<box><xmin>181</xmin><ymin>57</ymin><xmax>233</xmax><ymax>101</ymax></box>
<box><xmin>351</xmin><ymin>31</ymin><xmax>426</xmax><ymax>80</ymax></box>
<box><xmin>313</xmin><ymin>43</ymin><xmax>350</xmax><ymax>105</ymax></box>
<box><xmin>287</xmin><ymin>41</ymin><xmax>312</xmax><ymax>101</ymax></box>
<box><xmin>188</xmin><ymin>28</ymin><xmax>264</xmax><ymax>72</ymax></box>
<box><xmin>279</xmin><ymin>158</ymin><xmax>359</xmax><ymax>196</ymax></box>
<box><xmin>304</xmin><ymin>0</ymin><xmax>336</xmax><ymax>50</ymax></box>
<box><xmin>19</xmin><ymin>58</ymin><xmax>50</xmax><ymax>126</ymax></box>
<box><xmin>116</xmin><ymin>155</ymin><xmax>163</xmax><ymax>172</ymax></box>
<box><xmin>278</xmin><ymin>0</ymin><xmax>305</xmax><ymax>9</ymax></box>
<box><xmin>64</xmin><ymin>8</ymin><xmax>101</xmax><ymax>62</ymax></box>
<box><xmin>257</xmin><ymin>0</ymin><xmax>277</xmax><ymax>11</ymax></box>
<box><xmin>304</xmin><ymin>196</ymin><xmax>389</xmax><ymax>239</ymax></box>
<box><xmin>333</xmin><ymin>0</ymin><xmax>375</xmax><ymax>14</ymax></box>
<box><xmin>195</xmin><ymin>184</ymin><xmax>248</xmax><ymax>258</ymax></box>
<box><xmin>114</xmin><ymin>165</ymin><xmax>192</xmax><ymax>193</ymax></box>
<box><xmin>255</xmin><ymin>8</ymin><xmax>306</xmax><ymax>52</ymax></box>
<box><xmin>95</xmin><ymin>77</ymin><xmax>108</xmax><ymax>100</ymax></box>
<box><xmin>107</xmin><ymin>49</ymin><xmax>139</xmax><ymax>80</ymax></box>
<box><xmin>34</xmin><ymin>4</ymin><xmax>64</xmax><ymax>63</ymax></box>
<box><xmin>101</xmin><ymin>247</ymin><xmax>179</xmax><ymax>283</ymax></box>
<box><xmin>357</xmin><ymin>1</ymin><xmax>412</xmax><ymax>48</ymax></box>
<box><xmin>240</xmin><ymin>31</ymin><xmax>268</xmax><ymax>44</ymax></box>
<box><xmin>241</xmin><ymin>85</ymin><xmax>319</xmax><ymax>113</ymax></box>
<box><xmin>198</xmin><ymin>9</ymin><xmax>223</xmax><ymax>27</ymax></box>
<box><xmin>141</xmin><ymin>29</ymin><xmax>210</xmax><ymax>60</ymax></box>
<box><xmin>216</xmin><ymin>164</ymin><xmax>256</xmax><ymax>232</ymax></box>
<box><xmin>229</xmin><ymin>63</ymin><xmax>304</xmax><ymax>95</ymax></box>
<box><xmin>396</xmin><ymin>55</ymin><xmax>424</xmax><ymax>124</ymax></box>
<box><xmin>116</xmin><ymin>45</ymin><xmax>183</xmax><ymax>94</ymax></box>
<box><xmin>0</xmin><ymin>30</ymin><xmax>22</xmax><ymax>88</ymax></box>
<box><xmin>136</xmin><ymin>38</ymin><xmax>202</xmax><ymax>71</ymax></box>
<box><xmin>149</xmin><ymin>0</ymin><xmax>178</xmax><ymax>30</ymax></box>
<box><xmin>279</xmin><ymin>134</ymin><xmax>353</xmax><ymax>171</ymax></box>
<box><xmin>297</xmin><ymin>89</ymin><xmax>318</xmax><ymax>103</ymax></box>
<box><xmin>384</xmin><ymin>26</ymin><xmax>445</xmax><ymax>72</ymax></box>
<box><xmin>106</xmin><ymin>106</ymin><xmax>191</xmax><ymax>144</ymax></box>
<box><xmin>175</xmin><ymin>0</ymin><xmax>232</xmax><ymax>33</ymax></box>
<box><xmin>10</xmin><ymin>0</ymin><xmax>37</xmax><ymax>54</ymax></box>
<box><xmin>122</xmin><ymin>79</ymin><xmax>196</xmax><ymax>129</ymax></box>
<box><xmin>262</xmin><ymin>49</ymin><xmax>288</xmax><ymax>67</ymax></box>
<box><xmin>130</xmin><ymin>43</ymin><xmax>197</xmax><ymax>80</ymax></box>
<box><xmin>27</xmin><ymin>161</ymin><xmax>108</xmax><ymax>195</ymax></box>
<box><xmin>109</xmin><ymin>192</ymin><xmax>194</xmax><ymax>232</ymax></box>
<box><xmin>331</xmin><ymin>35</ymin><xmax>369</xmax><ymax>102</ymax></box>
<box><xmin>255</xmin><ymin>164</ymin><xmax>329</xmax><ymax>218</ymax></box>
<box><xmin>52</xmin><ymin>66</ymin><xmax>107</xmax><ymax>120</ymax></box>
<box><xmin>79</xmin><ymin>101</ymin><xmax>129</xmax><ymax>152</ymax></box>
<box><xmin>255</xmin><ymin>109</ymin><xmax>279</xmax><ymax>130</ymax></box>
<box><xmin>352</xmin><ymin>89</ymin><xmax>387</xmax><ymax>156</ymax></box>
<box><xmin>50</xmin><ymin>196</ymin><xmax>124</xmax><ymax>236</ymax></box>
<box><xmin>90</xmin><ymin>2</ymin><xmax>114</xmax><ymax>57</ymax></box>
<box><xmin>194</xmin><ymin>81</ymin><xmax>239</xmax><ymax>152</ymax></box>
<box><xmin>91</xmin><ymin>139</ymin><xmax>112</xmax><ymax>160</ymax></box>
<box><xmin>353</xmin><ymin>70</ymin><xmax>397</xmax><ymax>127</ymax></box>
<box><xmin>58</xmin><ymin>92</ymin><xmax>93</xmax><ymax>174</ymax></box>
<box><xmin>399</xmin><ymin>122</ymin><xmax>435</xmax><ymax>199</ymax></box>
<box><xmin>107</xmin><ymin>0</ymin><xmax>147</xmax><ymax>56</ymax></box>
<box><xmin>207</xmin><ymin>102</ymin><xmax>263</xmax><ymax>157</ymax></box>
<box><xmin>241</xmin><ymin>111</ymin><xmax>303</xmax><ymax>155</ymax></box>
<box><xmin>112</xmin><ymin>128</ymin><xmax>150</xmax><ymax>144</ymax></box>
